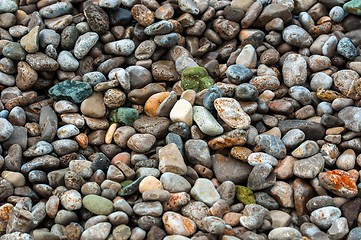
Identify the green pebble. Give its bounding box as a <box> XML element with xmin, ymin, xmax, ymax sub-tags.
<box><xmin>344</xmin><ymin>0</ymin><xmax>361</xmax><ymax>16</ymax></box>
<box><xmin>109</xmin><ymin>107</ymin><xmax>139</xmax><ymax>126</ymax></box>
<box><xmin>48</xmin><ymin>80</ymin><xmax>93</xmax><ymax>103</ymax></box>
<box><xmin>235</xmin><ymin>185</ymin><xmax>256</xmax><ymax>205</ymax></box>
<box><xmin>83</xmin><ymin>195</ymin><xmax>113</xmax><ymax>215</ymax></box>
<box><xmin>2</xmin><ymin>42</ymin><xmax>26</xmax><ymax>61</ymax></box>
<box><xmin>181</xmin><ymin>66</ymin><xmax>213</xmax><ymax>92</ymax></box>
<box><xmin>118</xmin><ymin>176</ymin><xmax>145</xmax><ymax>197</ymax></box>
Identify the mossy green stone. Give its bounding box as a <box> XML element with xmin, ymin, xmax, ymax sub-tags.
<box><xmin>48</xmin><ymin>80</ymin><xmax>93</xmax><ymax>103</ymax></box>
<box><xmin>344</xmin><ymin>0</ymin><xmax>361</xmax><ymax>16</ymax></box>
<box><xmin>118</xmin><ymin>176</ymin><xmax>145</xmax><ymax>196</ymax></box>
<box><xmin>2</xmin><ymin>42</ymin><xmax>26</xmax><ymax>61</ymax></box>
<box><xmin>109</xmin><ymin>107</ymin><xmax>139</xmax><ymax>126</ymax></box>
<box><xmin>181</xmin><ymin>66</ymin><xmax>213</xmax><ymax>92</ymax></box>
<box><xmin>235</xmin><ymin>185</ymin><xmax>256</xmax><ymax>205</ymax></box>
<box><xmin>83</xmin><ymin>195</ymin><xmax>113</xmax><ymax>215</ymax></box>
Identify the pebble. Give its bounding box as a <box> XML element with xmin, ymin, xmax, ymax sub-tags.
<box><xmin>193</xmin><ymin>106</ymin><xmax>223</xmax><ymax>136</ymax></box>
<box><xmin>162</xmin><ymin>212</ymin><xmax>196</xmax><ymax>236</ymax></box>
<box><xmin>268</xmin><ymin>227</ymin><xmax>302</xmax><ymax>240</ymax></box>
<box><xmin>310</xmin><ymin>206</ymin><xmax>342</xmax><ymax>230</ymax></box>
<box><xmin>282</xmin><ymin>54</ymin><xmax>307</xmax><ymax>87</ymax></box>
<box><xmin>74</xmin><ymin>32</ymin><xmax>99</xmax><ymax>59</ymax></box>
<box><xmin>190</xmin><ymin>178</ymin><xmax>220</xmax><ymax>206</ymax></box>
<box><xmin>81</xmin><ymin>222</ymin><xmax>111</xmax><ymax>240</ymax></box>
<box><xmin>160</xmin><ymin>172</ymin><xmax>191</xmax><ymax>193</ymax></box>
<box><xmin>318</xmin><ymin>170</ymin><xmax>358</xmax><ymax>198</ymax></box>
<box><xmin>83</xmin><ymin>195</ymin><xmax>113</xmax><ymax>215</ymax></box>
<box><xmin>158</xmin><ymin>143</ymin><xmax>187</xmax><ymax>175</ymax></box>
<box><xmin>214</xmin><ymin>98</ymin><xmax>251</xmax><ymax>129</ymax></box>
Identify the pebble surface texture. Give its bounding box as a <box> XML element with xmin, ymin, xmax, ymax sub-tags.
<box><xmin>0</xmin><ymin>0</ymin><xmax>361</xmax><ymax>239</ymax></box>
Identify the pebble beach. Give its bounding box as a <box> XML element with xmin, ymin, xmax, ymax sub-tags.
<box><xmin>0</xmin><ymin>0</ymin><xmax>361</xmax><ymax>239</ymax></box>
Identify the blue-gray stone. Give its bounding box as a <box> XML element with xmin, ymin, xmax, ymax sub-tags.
<box><xmin>166</xmin><ymin>133</ymin><xmax>183</xmax><ymax>153</ymax></box>
<box><xmin>226</xmin><ymin>64</ymin><xmax>254</xmax><ymax>84</ymax></box>
<box><xmin>48</xmin><ymin>80</ymin><xmax>93</xmax><ymax>103</ymax></box>
<box><xmin>203</xmin><ymin>85</ymin><xmax>222</xmax><ymax>110</ymax></box>
<box><xmin>235</xmin><ymin>83</ymin><xmax>258</xmax><ymax>101</ymax></box>
<box><xmin>0</xmin><ymin>110</ymin><xmax>9</xmax><ymax>119</ymax></box>
<box><xmin>82</xmin><ymin>71</ymin><xmax>107</xmax><ymax>86</ymax></box>
<box><xmin>255</xmin><ymin>134</ymin><xmax>287</xmax><ymax>159</ymax></box>
<box><xmin>337</xmin><ymin>37</ymin><xmax>358</xmax><ymax>60</ymax></box>
<box><xmin>144</xmin><ymin>20</ymin><xmax>173</xmax><ymax>36</ymax></box>
<box><xmin>154</xmin><ymin>33</ymin><xmax>179</xmax><ymax>48</ymax></box>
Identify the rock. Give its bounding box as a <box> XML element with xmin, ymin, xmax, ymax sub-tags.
<box><xmin>162</xmin><ymin>212</ymin><xmax>196</xmax><ymax>237</ymax></box>
<box><xmin>310</xmin><ymin>206</ymin><xmax>342</xmax><ymax>229</ymax></box>
<box><xmin>193</xmin><ymin>106</ymin><xmax>223</xmax><ymax>136</ymax></box>
<box><xmin>293</xmin><ymin>153</ymin><xmax>325</xmax><ymax>179</ymax></box>
<box><xmin>292</xmin><ymin>140</ymin><xmax>319</xmax><ymax>158</ymax></box>
<box><xmin>170</xmin><ymin>99</ymin><xmax>193</xmax><ymax>126</ymax></box>
<box><xmin>338</xmin><ymin>107</ymin><xmax>361</xmax><ymax>132</ymax></box>
<box><xmin>343</xmin><ymin>0</ymin><xmax>361</xmax><ymax>16</ymax></box>
<box><xmin>256</xmin><ymin>134</ymin><xmax>286</xmax><ymax>158</ymax></box>
<box><xmin>270</xmin><ymin>181</ymin><xmax>294</xmax><ymax>208</ymax></box>
<box><xmin>185</xmin><ymin>139</ymin><xmax>211</xmax><ymax>167</ymax></box>
<box><xmin>269</xmin><ymin>210</ymin><xmax>291</xmax><ymax>228</ymax></box>
<box><xmin>283</xmin><ymin>25</ymin><xmax>313</xmax><ymax>48</ymax></box>
<box><xmin>327</xmin><ymin>217</ymin><xmax>349</xmax><ymax>239</ymax></box>
<box><xmin>160</xmin><ymin>172</ymin><xmax>191</xmax><ymax>193</ymax></box>
<box><xmin>214</xmin><ymin>98</ymin><xmax>250</xmax><ymax>129</ymax></box>
<box><xmin>247</xmin><ymin>163</ymin><xmax>276</xmax><ymax>191</ymax></box>
<box><xmin>80</xmin><ymin>222</ymin><xmax>111</xmax><ymax>240</ymax></box>
<box><xmin>0</xmin><ymin>118</ymin><xmax>13</xmax><ymax>142</ymax></box>
<box><xmin>60</xmin><ymin>190</ymin><xmax>82</xmax><ymax>211</ymax></box>
<box><xmin>282</xmin><ymin>54</ymin><xmax>307</xmax><ymax>87</ymax></box>
<box><xmin>49</xmin><ymin>80</ymin><xmax>92</xmax><ymax>103</ymax></box>
<box><xmin>82</xmin><ymin>195</ymin><xmax>113</xmax><ymax>215</ymax></box>
<box><xmin>84</xmin><ymin>4</ymin><xmax>109</xmax><ymax>35</ymax></box>
<box><xmin>109</xmin><ymin>108</ymin><xmax>139</xmax><ymax>126</ymax></box>
<box><xmin>74</xmin><ymin>32</ymin><xmax>99</xmax><ymax>59</ymax></box>
<box><xmin>212</xmin><ymin>154</ymin><xmax>252</xmax><ymax>184</ymax></box>
<box><xmin>226</xmin><ymin>64</ymin><xmax>253</xmax><ymax>84</ymax></box>
<box><xmin>20</xmin><ymin>26</ymin><xmax>39</xmax><ymax>53</ymax></box>
<box><xmin>318</xmin><ymin>170</ymin><xmax>358</xmax><ymax>198</ymax></box>
<box><xmin>235</xmin><ymin>185</ymin><xmax>256</xmax><ymax>205</ymax></box>
<box><xmin>2</xmin><ymin>42</ymin><xmax>26</xmax><ymax>61</ymax></box>
<box><xmin>248</xmin><ymin>152</ymin><xmax>278</xmax><ymax>167</ymax></box>
<box><xmin>190</xmin><ymin>178</ymin><xmax>220</xmax><ymax>206</ymax></box>
<box><xmin>181</xmin><ymin>67</ymin><xmax>213</xmax><ymax>92</ymax></box>
<box><xmin>239</xmin><ymin>204</ymin><xmax>270</xmax><ymax>230</ymax></box>
<box><xmin>278</xmin><ymin>120</ymin><xmax>325</xmax><ymax>141</ymax></box>
<box><xmin>268</xmin><ymin>227</ymin><xmax>302</xmax><ymax>240</ymax></box>
<box><xmin>158</xmin><ymin>143</ymin><xmax>187</xmax><ymax>175</ymax></box>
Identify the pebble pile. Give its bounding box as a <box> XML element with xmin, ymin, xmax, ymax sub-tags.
<box><xmin>0</xmin><ymin>0</ymin><xmax>361</xmax><ymax>239</ymax></box>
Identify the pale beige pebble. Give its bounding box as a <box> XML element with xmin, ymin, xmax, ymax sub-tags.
<box><xmin>158</xmin><ymin>143</ymin><xmax>187</xmax><ymax>175</ymax></box>
<box><xmin>262</xmin><ymin>127</ymin><xmax>281</xmax><ymax>137</ymax></box>
<box><xmin>236</xmin><ymin>44</ymin><xmax>257</xmax><ymax>68</ymax></box>
<box><xmin>170</xmin><ymin>99</ymin><xmax>193</xmax><ymax>126</ymax></box>
<box><xmin>258</xmin><ymin>90</ymin><xmax>275</xmax><ymax>101</ymax></box>
<box><xmin>20</xmin><ymin>26</ymin><xmax>39</xmax><ymax>53</ymax></box>
<box><xmin>231</xmin><ymin>0</ymin><xmax>255</xmax><ymax>11</ymax></box>
<box><xmin>138</xmin><ymin>176</ymin><xmax>163</xmax><ymax>193</ymax></box>
<box><xmin>105</xmin><ymin>123</ymin><xmax>118</xmax><ymax>144</ymax></box>
<box><xmin>1</xmin><ymin>170</ymin><xmax>25</xmax><ymax>187</ymax></box>
<box><xmin>80</xmin><ymin>92</ymin><xmax>106</xmax><ymax>118</ymax></box>
<box><xmin>326</xmin><ymin>127</ymin><xmax>345</xmax><ymax>135</ymax></box>
<box><xmin>180</xmin><ymin>89</ymin><xmax>196</xmax><ymax>105</ymax></box>
<box><xmin>214</xmin><ymin>98</ymin><xmax>251</xmax><ymax>129</ymax></box>
<box><xmin>269</xmin><ymin>210</ymin><xmax>291</xmax><ymax>228</ymax></box>
<box><xmin>336</xmin><ymin>149</ymin><xmax>356</xmax><ymax>171</ymax></box>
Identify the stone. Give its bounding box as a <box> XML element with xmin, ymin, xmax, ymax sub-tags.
<box><xmin>212</xmin><ymin>154</ymin><xmax>252</xmax><ymax>184</ymax></box>
<box><xmin>344</xmin><ymin>0</ymin><xmax>361</xmax><ymax>16</ymax></box>
<box><xmin>338</xmin><ymin>107</ymin><xmax>361</xmax><ymax>132</ymax></box>
<box><xmin>293</xmin><ymin>153</ymin><xmax>325</xmax><ymax>179</ymax></box>
<box><xmin>190</xmin><ymin>178</ymin><xmax>220</xmax><ymax>206</ymax></box>
<box><xmin>214</xmin><ymin>98</ymin><xmax>251</xmax><ymax>129</ymax></box>
<box><xmin>235</xmin><ymin>185</ymin><xmax>256</xmax><ymax>205</ymax></box>
<box><xmin>162</xmin><ymin>212</ymin><xmax>197</xmax><ymax>237</ymax></box>
<box><xmin>181</xmin><ymin>66</ymin><xmax>213</xmax><ymax>92</ymax></box>
<box><xmin>0</xmin><ymin>118</ymin><xmax>13</xmax><ymax>142</ymax></box>
<box><xmin>268</xmin><ymin>227</ymin><xmax>302</xmax><ymax>240</ymax></box>
<box><xmin>82</xmin><ymin>195</ymin><xmax>113</xmax><ymax>215</ymax></box>
<box><xmin>248</xmin><ymin>152</ymin><xmax>278</xmax><ymax>167</ymax></box>
<box><xmin>49</xmin><ymin>80</ymin><xmax>92</xmax><ymax>103</ymax></box>
<box><xmin>193</xmin><ymin>106</ymin><xmax>223</xmax><ymax>136</ymax></box>
<box><xmin>109</xmin><ymin>108</ymin><xmax>139</xmax><ymax>126</ymax></box>
<box><xmin>282</xmin><ymin>54</ymin><xmax>307</xmax><ymax>87</ymax></box>
<box><xmin>184</xmin><ymin>139</ymin><xmax>212</xmax><ymax>168</ymax></box>
<box><xmin>256</xmin><ymin>134</ymin><xmax>286</xmax><ymax>158</ymax></box>
<box><xmin>239</xmin><ymin>204</ymin><xmax>270</xmax><ymax>230</ymax></box>
<box><xmin>60</xmin><ymin>190</ymin><xmax>82</xmax><ymax>211</ymax></box>
<box><xmin>158</xmin><ymin>143</ymin><xmax>187</xmax><ymax>175</ymax></box>
<box><xmin>80</xmin><ymin>222</ymin><xmax>111</xmax><ymax>240</ymax></box>
<box><xmin>170</xmin><ymin>99</ymin><xmax>193</xmax><ymax>126</ymax></box>
<box><xmin>74</xmin><ymin>32</ymin><xmax>99</xmax><ymax>59</ymax></box>
<box><xmin>84</xmin><ymin>4</ymin><xmax>109</xmax><ymax>35</ymax></box>
<box><xmin>310</xmin><ymin>206</ymin><xmax>342</xmax><ymax>230</ymax></box>
<box><xmin>20</xmin><ymin>26</ymin><xmax>39</xmax><ymax>53</ymax></box>
<box><xmin>247</xmin><ymin>163</ymin><xmax>276</xmax><ymax>191</ymax></box>
<box><xmin>318</xmin><ymin>170</ymin><xmax>358</xmax><ymax>198</ymax></box>
<box><xmin>226</xmin><ymin>64</ymin><xmax>253</xmax><ymax>84</ymax></box>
